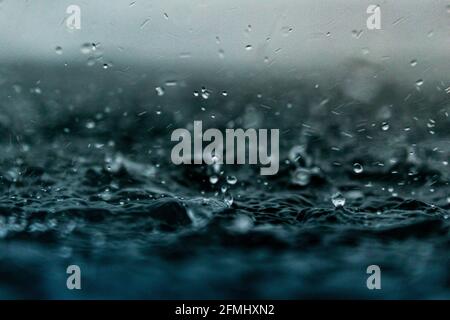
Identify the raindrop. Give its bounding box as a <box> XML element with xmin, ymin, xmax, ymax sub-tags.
<box><xmin>86</xmin><ymin>57</ymin><xmax>96</xmax><ymax>66</ymax></box>
<box><xmin>230</xmin><ymin>215</ymin><xmax>253</xmax><ymax>233</ymax></box>
<box><xmin>226</xmin><ymin>175</ymin><xmax>237</xmax><ymax>185</ymax></box>
<box><xmin>415</xmin><ymin>79</ymin><xmax>424</xmax><ymax>87</ymax></box>
<box><xmin>55</xmin><ymin>46</ymin><xmax>63</xmax><ymax>55</ymax></box>
<box><xmin>331</xmin><ymin>192</ymin><xmax>346</xmax><ymax>208</ymax></box>
<box><xmin>281</xmin><ymin>26</ymin><xmax>293</xmax><ymax>36</ymax></box>
<box><xmin>221</xmin><ymin>91</ymin><xmax>228</xmax><ymax>97</ymax></box>
<box><xmin>410</xmin><ymin>59</ymin><xmax>417</xmax><ymax>67</ymax></box>
<box><xmin>163</xmin><ymin>12</ymin><xmax>169</xmax><ymax>19</ymax></box>
<box><xmin>292</xmin><ymin>168</ymin><xmax>311</xmax><ymax>186</ymax></box>
<box><xmin>155</xmin><ymin>86</ymin><xmax>165</xmax><ymax>96</ymax></box>
<box><xmin>209</xmin><ymin>175</ymin><xmax>219</xmax><ymax>184</ymax></box>
<box><xmin>245</xmin><ymin>45</ymin><xmax>253</xmax><ymax>51</ymax></box>
<box><xmin>81</xmin><ymin>43</ymin><xmax>93</xmax><ymax>54</ymax></box>
<box><xmin>218</xmin><ymin>49</ymin><xmax>225</xmax><ymax>59</ymax></box>
<box><xmin>85</xmin><ymin>121</ymin><xmax>96</xmax><ymax>129</ymax></box>
<box><xmin>351</xmin><ymin>30</ymin><xmax>363</xmax><ymax>39</ymax></box>
<box><xmin>353</xmin><ymin>163</ymin><xmax>363</xmax><ymax>174</ymax></box>
<box><xmin>99</xmin><ymin>189</ymin><xmax>112</xmax><ymax>201</ymax></box>
<box><xmin>224</xmin><ymin>193</ymin><xmax>234</xmax><ymax>207</ymax></box>
<box><xmin>381</xmin><ymin>122</ymin><xmax>390</xmax><ymax>131</ymax></box>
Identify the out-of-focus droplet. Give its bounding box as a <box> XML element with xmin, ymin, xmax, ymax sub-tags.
<box><xmin>81</xmin><ymin>43</ymin><xmax>94</xmax><ymax>54</ymax></box>
<box><xmin>86</xmin><ymin>121</ymin><xmax>96</xmax><ymax>129</ymax></box>
<box><xmin>230</xmin><ymin>215</ymin><xmax>253</xmax><ymax>233</ymax></box>
<box><xmin>209</xmin><ymin>175</ymin><xmax>219</xmax><ymax>184</ymax></box>
<box><xmin>281</xmin><ymin>26</ymin><xmax>293</xmax><ymax>36</ymax></box>
<box><xmin>163</xmin><ymin>12</ymin><xmax>169</xmax><ymax>19</ymax></box>
<box><xmin>292</xmin><ymin>168</ymin><xmax>311</xmax><ymax>186</ymax></box>
<box><xmin>86</xmin><ymin>57</ymin><xmax>96</xmax><ymax>66</ymax></box>
<box><xmin>351</xmin><ymin>30</ymin><xmax>363</xmax><ymax>39</ymax></box>
<box><xmin>416</xmin><ymin>79</ymin><xmax>424</xmax><ymax>87</ymax></box>
<box><xmin>381</xmin><ymin>122</ymin><xmax>390</xmax><ymax>131</ymax></box>
<box><xmin>224</xmin><ymin>193</ymin><xmax>234</xmax><ymax>207</ymax></box>
<box><xmin>226</xmin><ymin>175</ymin><xmax>237</xmax><ymax>185</ymax></box>
<box><xmin>245</xmin><ymin>45</ymin><xmax>253</xmax><ymax>51</ymax></box>
<box><xmin>222</xmin><ymin>91</ymin><xmax>228</xmax><ymax>97</ymax></box>
<box><xmin>55</xmin><ymin>46</ymin><xmax>63</xmax><ymax>55</ymax></box>
<box><xmin>353</xmin><ymin>163</ymin><xmax>363</xmax><ymax>174</ymax></box>
<box><xmin>99</xmin><ymin>189</ymin><xmax>112</xmax><ymax>201</ymax></box>
<box><xmin>155</xmin><ymin>86</ymin><xmax>165</xmax><ymax>96</ymax></box>
<box><xmin>331</xmin><ymin>192</ymin><xmax>346</xmax><ymax>208</ymax></box>
<box><xmin>410</xmin><ymin>59</ymin><xmax>417</xmax><ymax>67</ymax></box>
<box><xmin>218</xmin><ymin>49</ymin><xmax>225</xmax><ymax>59</ymax></box>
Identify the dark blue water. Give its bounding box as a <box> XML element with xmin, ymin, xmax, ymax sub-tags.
<box><xmin>0</xmin><ymin>65</ymin><xmax>449</xmax><ymax>299</ymax></box>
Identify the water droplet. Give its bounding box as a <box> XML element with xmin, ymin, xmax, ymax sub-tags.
<box><xmin>245</xmin><ymin>45</ymin><xmax>253</xmax><ymax>51</ymax></box>
<box><xmin>163</xmin><ymin>12</ymin><xmax>169</xmax><ymax>19</ymax></box>
<box><xmin>226</xmin><ymin>175</ymin><xmax>237</xmax><ymax>185</ymax></box>
<box><xmin>224</xmin><ymin>193</ymin><xmax>234</xmax><ymax>207</ymax></box>
<box><xmin>331</xmin><ymin>193</ymin><xmax>346</xmax><ymax>208</ymax></box>
<box><xmin>102</xmin><ymin>63</ymin><xmax>110</xmax><ymax>69</ymax></box>
<box><xmin>281</xmin><ymin>26</ymin><xmax>293</xmax><ymax>36</ymax></box>
<box><xmin>99</xmin><ymin>189</ymin><xmax>112</xmax><ymax>201</ymax></box>
<box><xmin>351</xmin><ymin>30</ymin><xmax>363</xmax><ymax>39</ymax></box>
<box><xmin>85</xmin><ymin>121</ymin><xmax>96</xmax><ymax>129</ymax></box>
<box><xmin>230</xmin><ymin>215</ymin><xmax>253</xmax><ymax>233</ymax></box>
<box><xmin>221</xmin><ymin>91</ymin><xmax>228</xmax><ymax>97</ymax></box>
<box><xmin>353</xmin><ymin>163</ymin><xmax>363</xmax><ymax>174</ymax></box>
<box><xmin>55</xmin><ymin>46</ymin><xmax>63</xmax><ymax>55</ymax></box>
<box><xmin>292</xmin><ymin>168</ymin><xmax>311</xmax><ymax>186</ymax></box>
<box><xmin>416</xmin><ymin>79</ymin><xmax>424</xmax><ymax>87</ymax></box>
<box><xmin>410</xmin><ymin>59</ymin><xmax>417</xmax><ymax>67</ymax></box>
<box><xmin>381</xmin><ymin>122</ymin><xmax>390</xmax><ymax>131</ymax></box>
<box><xmin>81</xmin><ymin>43</ymin><xmax>94</xmax><ymax>54</ymax></box>
<box><xmin>201</xmin><ymin>87</ymin><xmax>210</xmax><ymax>99</ymax></box>
<box><xmin>218</xmin><ymin>49</ymin><xmax>225</xmax><ymax>59</ymax></box>
<box><xmin>155</xmin><ymin>86</ymin><xmax>165</xmax><ymax>96</ymax></box>
<box><xmin>209</xmin><ymin>175</ymin><xmax>219</xmax><ymax>184</ymax></box>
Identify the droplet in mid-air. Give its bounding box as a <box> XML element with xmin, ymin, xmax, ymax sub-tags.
<box><xmin>381</xmin><ymin>122</ymin><xmax>390</xmax><ymax>131</ymax></box>
<box><xmin>410</xmin><ymin>59</ymin><xmax>417</xmax><ymax>67</ymax></box>
<box><xmin>155</xmin><ymin>86</ymin><xmax>165</xmax><ymax>96</ymax></box>
<box><xmin>55</xmin><ymin>46</ymin><xmax>63</xmax><ymax>55</ymax></box>
<box><xmin>353</xmin><ymin>163</ymin><xmax>364</xmax><ymax>174</ymax></box>
<box><xmin>85</xmin><ymin>121</ymin><xmax>96</xmax><ymax>129</ymax></box>
<box><xmin>209</xmin><ymin>175</ymin><xmax>219</xmax><ymax>184</ymax></box>
<box><xmin>292</xmin><ymin>168</ymin><xmax>311</xmax><ymax>186</ymax></box>
<box><xmin>331</xmin><ymin>192</ymin><xmax>346</xmax><ymax>208</ymax></box>
<box><xmin>81</xmin><ymin>43</ymin><xmax>94</xmax><ymax>54</ymax></box>
<box><xmin>415</xmin><ymin>79</ymin><xmax>424</xmax><ymax>87</ymax></box>
<box><xmin>245</xmin><ymin>45</ymin><xmax>253</xmax><ymax>51</ymax></box>
<box><xmin>226</xmin><ymin>175</ymin><xmax>237</xmax><ymax>185</ymax></box>
<box><xmin>224</xmin><ymin>193</ymin><xmax>234</xmax><ymax>207</ymax></box>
